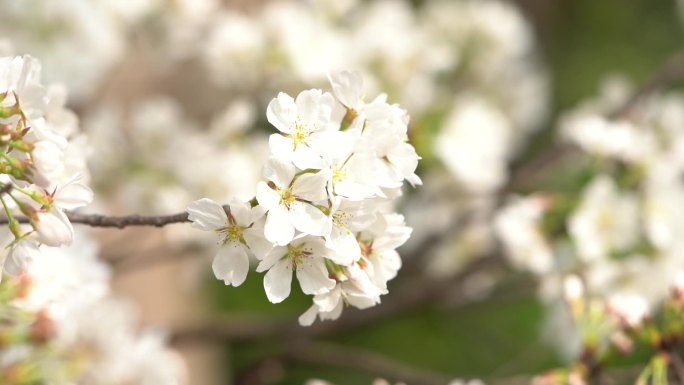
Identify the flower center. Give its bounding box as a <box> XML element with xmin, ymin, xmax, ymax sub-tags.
<box><xmin>332</xmin><ymin>166</ymin><xmax>348</xmax><ymax>184</ymax></box>
<box><xmin>291</xmin><ymin>123</ymin><xmax>311</xmax><ymax>149</ymax></box>
<box><xmin>220</xmin><ymin>225</ymin><xmax>244</xmax><ymax>244</ymax></box>
<box><xmin>278</xmin><ymin>187</ymin><xmax>297</xmax><ymax>208</ymax></box>
<box><xmin>287</xmin><ymin>242</ymin><xmax>311</xmax><ymax>265</ymax></box>
<box><xmin>333</xmin><ymin>210</ymin><xmax>351</xmax><ymax>233</ymax></box>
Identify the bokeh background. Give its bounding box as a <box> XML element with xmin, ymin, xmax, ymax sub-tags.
<box><xmin>3</xmin><ymin>0</ymin><xmax>684</xmax><ymax>384</ymax></box>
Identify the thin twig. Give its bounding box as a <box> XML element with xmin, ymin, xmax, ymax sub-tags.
<box><xmin>65</xmin><ymin>211</ymin><xmax>190</xmax><ymax>228</ymax></box>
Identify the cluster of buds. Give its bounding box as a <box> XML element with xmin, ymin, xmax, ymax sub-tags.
<box><xmin>0</xmin><ymin>56</ymin><xmax>92</xmax><ymax>278</ymax></box>
<box><xmin>187</xmin><ymin>71</ymin><xmax>421</xmax><ymax>325</ymax></box>
<box><xmin>535</xmin><ymin>273</ymin><xmax>684</xmax><ymax>385</ymax></box>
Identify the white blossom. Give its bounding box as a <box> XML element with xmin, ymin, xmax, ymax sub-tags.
<box><xmin>256</xmin><ymin>236</ymin><xmax>336</xmax><ymax>303</ymax></box>
<box><xmin>256</xmin><ymin>158</ymin><xmax>329</xmax><ymax>246</ymax></box>
<box><xmin>186</xmin><ymin>198</ymin><xmax>271</xmax><ymax>286</ymax></box>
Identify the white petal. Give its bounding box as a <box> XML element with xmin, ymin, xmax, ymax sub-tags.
<box><xmin>186</xmin><ymin>198</ymin><xmax>228</xmax><ymax>231</ymax></box>
<box><xmin>295</xmin><ymin>89</ymin><xmax>333</xmax><ymax>126</ymax></box>
<box><xmin>264</xmin><ymin>206</ymin><xmax>295</xmax><ymax>245</ymax></box>
<box><xmin>228</xmin><ymin>199</ymin><xmax>252</xmax><ymax>226</ymax></box>
<box><xmin>256</xmin><ymin>182</ymin><xmax>280</xmax><ymax>211</ymax></box>
<box><xmin>319</xmin><ymin>301</ymin><xmax>344</xmax><ymax>321</ymax></box>
<box><xmin>34</xmin><ymin>209</ymin><xmax>73</xmax><ymax>247</ymax></box>
<box><xmin>256</xmin><ymin>245</ymin><xmax>287</xmax><ymax>272</ymax></box>
<box><xmin>312</xmin><ymin>130</ymin><xmax>356</xmax><ymax>164</ymax></box>
<box><xmin>266</xmin><ymin>92</ymin><xmax>296</xmax><ymax>134</ymax></box>
<box><xmin>243</xmin><ymin>222</ymin><xmax>273</xmax><ymax>259</ymax></box>
<box><xmin>269</xmin><ymin>134</ymin><xmax>295</xmax><ymax>162</ymax></box>
<box><xmin>292</xmin><ymin>145</ymin><xmax>326</xmax><ymax>170</ymax></box>
<box><xmin>296</xmin><ymin>257</ymin><xmax>335</xmax><ymax>295</ymax></box>
<box><xmin>290</xmin><ymin>202</ymin><xmax>329</xmax><ymax>236</ymax></box>
<box><xmin>298</xmin><ymin>304</ymin><xmax>319</xmax><ymax>326</ymax></box>
<box><xmin>292</xmin><ymin>172</ymin><xmax>328</xmax><ymax>202</ymax></box>
<box><xmin>262</xmin><ymin>157</ymin><xmax>295</xmax><ymax>188</ymax></box>
<box><xmin>387</xmin><ymin>142</ymin><xmax>420</xmax><ymax>179</ymax></box>
<box><xmin>328</xmin><ymin>227</ymin><xmax>361</xmax><ymax>265</ymax></box>
<box><xmin>314</xmin><ymin>286</ymin><xmax>342</xmax><ymax>313</ymax></box>
<box><xmin>335</xmin><ymin>180</ymin><xmax>376</xmax><ymax>201</ymax></box>
<box><xmin>329</xmin><ymin>70</ymin><xmax>363</xmax><ymax>109</ymax></box>
<box><xmin>5</xmin><ymin>239</ymin><xmax>39</xmax><ymax>276</ymax></box>
<box><xmin>250</xmin><ymin>205</ymin><xmax>267</xmax><ymax>223</ymax></box>
<box><xmin>212</xmin><ymin>244</ymin><xmax>249</xmax><ymax>287</ymax></box>
<box><xmin>54</xmin><ymin>173</ymin><xmax>93</xmax><ymax>210</ymax></box>
<box><xmin>263</xmin><ymin>259</ymin><xmax>293</xmax><ymax>303</ymax></box>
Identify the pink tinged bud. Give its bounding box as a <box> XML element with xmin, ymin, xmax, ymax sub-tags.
<box><xmin>30</xmin><ymin>141</ymin><xmax>64</xmax><ymax>187</ymax></box>
<box><xmin>33</xmin><ymin>208</ymin><xmax>73</xmax><ymax>247</ymax></box>
<box><xmin>607</xmin><ymin>293</ymin><xmax>649</xmax><ymax>328</ymax></box>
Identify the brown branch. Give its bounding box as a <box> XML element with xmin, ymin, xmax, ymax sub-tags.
<box><xmin>65</xmin><ymin>211</ymin><xmax>189</xmax><ymax>228</ymax></box>
<box><xmin>0</xmin><ymin>207</ymin><xmax>234</xmax><ymax>229</ymax></box>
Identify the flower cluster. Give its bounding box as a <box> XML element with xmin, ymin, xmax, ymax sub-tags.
<box><xmin>187</xmin><ymin>71</ymin><xmax>420</xmax><ymax>325</ymax></box>
<box><xmin>0</xmin><ymin>55</ymin><xmax>92</xmax><ymax>279</ymax></box>
<box><xmin>0</xmin><ymin>229</ymin><xmax>185</xmax><ymax>385</ymax></box>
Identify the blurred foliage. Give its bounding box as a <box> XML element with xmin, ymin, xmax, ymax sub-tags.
<box><xmin>208</xmin><ymin>0</ymin><xmax>684</xmax><ymax>383</ymax></box>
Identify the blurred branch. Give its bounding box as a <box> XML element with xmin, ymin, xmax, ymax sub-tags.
<box><xmin>282</xmin><ymin>341</ymin><xmax>454</xmax><ymax>385</ymax></box>
<box><xmin>170</xmin><ymin>253</ymin><xmax>505</xmax><ymax>345</ymax></box>
<box><xmin>609</xmin><ymin>50</ymin><xmax>684</xmax><ymax>119</ymax></box>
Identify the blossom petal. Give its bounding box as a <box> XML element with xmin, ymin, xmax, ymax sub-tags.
<box><xmin>266</xmin><ymin>92</ymin><xmax>296</xmax><ymax>134</ymax></box>
<box><xmin>269</xmin><ymin>134</ymin><xmax>294</xmax><ymax>163</ymax></box>
<box><xmin>228</xmin><ymin>199</ymin><xmax>252</xmax><ymax>226</ymax></box>
<box><xmin>186</xmin><ymin>198</ymin><xmax>228</xmax><ymax>231</ymax></box>
<box><xmin>292</xmin><ymin>145</ymin><xmax>326</xmax><ymax>170</ymax></box>
<box><xmin>256</xmin><ymin>182</ymin><xmax>280</xmax><ymax>211</ymax></box>
<box><xmin>262</xmin><ymin>157</ymin><xmax>295</xmax><ymax>188</ymax></box>
<box><xmin>265</xmin><ymin>206</ymin><xmax>295</xmax><ymax>245</ymax></box>
<box><xmin>296</xmin><ymin>257</ymin><xmax>335</xmax><ymax>295</ymax></box>
<box><xmin>54</xmin><ymin>173</ymin><xmax>93</xmax><ymax>210</ymax></box>
<box><xmin>292</xmin><ymin>172</ymin><xmax>327</xmax><ymax>202</ymax></box>
<box><xmin>327</xmin><ymin>227</ymin><xmax>361</xmax><ymax>265</ymax></box>
<box><xmin>263</xmin><ymin>259</ymin><xmax>293</xmax><ymax>303</ymax></box>
<box><xmin>289</xmin><ymin>202</ymin><xmax>329</xmax><ymax>236</ymax></box>
<box><xmin>212</xmin><ymin>244</ymin><xmax>249</xmax><ymax>287</ymax></box>
<box><xmin>298</xmin><ymin>304</ymin><xmax>319</xmax><ymax>326</ymax></box>
<box><xmin>256</xmin><ymin>245</ymin><xmax>287</xmax><ymax>272</ymax></box>
<box><xmin>243</xmin><ymin>222</ymin><xmax>273</xmax><ymax>259</ymax></box>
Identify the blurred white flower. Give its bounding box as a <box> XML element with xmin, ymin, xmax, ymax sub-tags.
<box><xmin>568</xmin><ymin>175</ymin><xmax>639</xmax><ymax>262</ymax></box>
<box><xmin>495</xmin><ymin>195</ymin><xmax>553</xmax><ymax>274</ymax></box>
